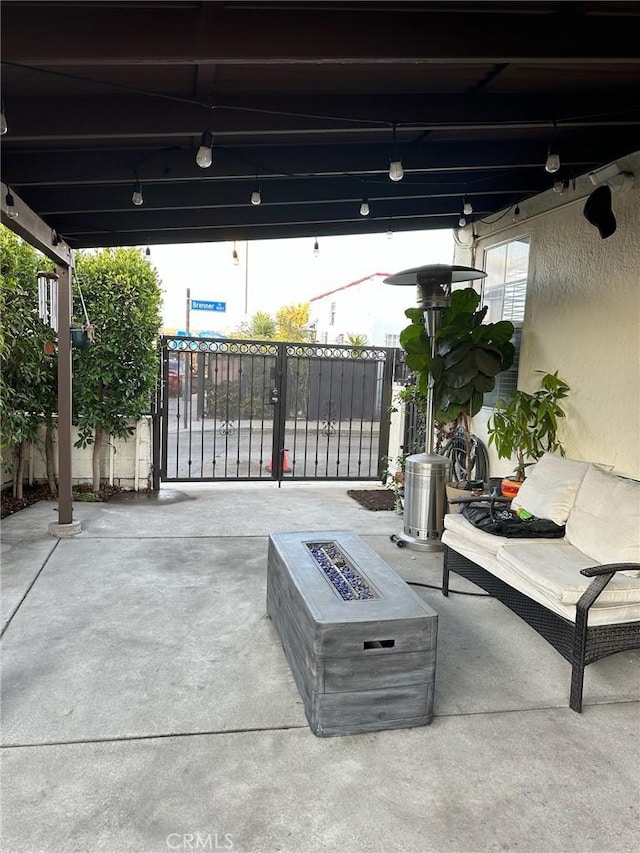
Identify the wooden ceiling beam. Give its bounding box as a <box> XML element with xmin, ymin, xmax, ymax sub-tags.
<box><xmin>3</xmin><ymin>5</ymin><xmax>640</xmax><ymax>65</ymax></box>
<box><xmin>4</xmin><ymin>94</ymin><xmax>639</xmax><ymax>144</ymax></box>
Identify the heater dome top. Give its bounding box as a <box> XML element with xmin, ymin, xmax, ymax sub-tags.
<box><xmin>383</xmin><ymin>264</ymin><xmax>486</xmax><ymax>286</ymax></box>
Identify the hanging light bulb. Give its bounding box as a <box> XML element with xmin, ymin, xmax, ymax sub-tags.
<box><xmin>232</xmin><ymin>240</ymin><xmax>239</xmax><ymax>265</ymax></box>
<box><xmin>512</xmin><ymin>204</ymin><xmax>521</xmax><ymax>221</ymax></box>
<box><xmin>545</xmin><ymin>145</ymin><xmax>560</xmax><ymax>174</ymax></box>
<box><xmin>196</xmin><ymin>130</ymin><xmax>214</xmax><ymax>169</ymax></box>
<box><xmin>145</xmin><ymin>246</ymin><xmax>151</xmax><ymax>257</ymax></box>
<box><xmin>313</xmin><ymin>238</ymin><xmax>319</xmax><ymax>257</ymax></box>
<box><xmin>250</xmin><ymin>171</ymin><xmax>262</xmax><ymax>205</ymax></box>
<box><xmin>0</xmin><ymin>102</ymin><xmax>7</xmax><ymax>136</ymax></box>
<box><xmin>389</xmin><ymin>124</ymin><xmax>404</xmax><ymax>182</ymax></box>
<box><xmin>458</xmin><ymin>216</ymin><xmax>466</xmax><ymax>227</ymax></box>
<box><xmin>386</xmin><ymin>227</ymin><xmax>393</xmax><ymax>240</ymax></box>
<box><xmin>359</xmin><ymin>197</ymin><xmax>370</xmax><ymax>216</ymax></box>
<box><xmin>389</xmin><ymin>159</ymin><xmax>404</xmax><ymax>182</ymax></box>
<box><xmin>463</xmin><ymin>199</ymin><xmax>473</xmax><ymax>216</ymax></box>
<box><xmin>132</xmin><ymin>181</ymin><xmax>144</xmax><ymax>206</ymax></box>
<box><xmin>5</xmin><ymin>189</ymin><xmax>18</xmax><ymax>219</ymax></box>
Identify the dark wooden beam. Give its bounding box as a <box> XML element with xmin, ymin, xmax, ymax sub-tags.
<box><xmin>0</xmin><ymin>182</ymin><xmax>73</xmax><ymax>265</ymax></box>
<box><xmin>3</xmin><ymin>5</ymin><xmax>640</xmax><ymax>65</ymax></box>
<box><xmin>4</xmin><ymin>94</ymin><xmax>639</xmax><ymax>143</ymax></box>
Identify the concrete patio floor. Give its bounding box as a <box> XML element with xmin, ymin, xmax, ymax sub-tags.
<box><xmin>1</xmin><ymin>483</ymin><xmax>639</xmax><ymax>853</ymax></box>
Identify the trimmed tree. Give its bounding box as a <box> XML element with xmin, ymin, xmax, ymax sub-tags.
<box><xmin>73</xmin><ymin>248</ymin><xmax>162</xmax><ymax>491</ymax></box>
<box><xmin>0</xmin><ymin>227</ymin><xmax>58</xmax><ymax>498</ymax></box>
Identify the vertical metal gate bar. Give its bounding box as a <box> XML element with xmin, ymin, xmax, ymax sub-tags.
<box><xmin>235</xmin><ymin>354</ymin><xmax>243</xmax><ymax>477</ymax></box>
<box><xmin>246</xmin><ymin>352</ymin><xmax>255</xmax><ymax>477</ymax></box>
<box><xmin>271</xmin><ymin>343</ymin><xmax>286</xmax><ymax>483</ymax></box>
<box><xmin>334</xmin><ymin>357</ymin><xmax>346</xmax><ymax>477</ymax></box>
<box><xmin>258</xmin><ymin>353</ymin><xmax>268</xmax><ymax>476</ymax></box>
<box><xmin>377</xmin><ymin>349</ymin><xmax>394</xmax><ymax>478</ymax></box>
<box><xmin>323</xmin><ymin>359</ymin><xmax>334</xmax><ymax>476</ymax></box>
<box><xmin>160</xmin><ymin>346</ymin><xmax>169</xmax><ymax>481</ymax></box>
<box><xmin>197</xmin><ymin>354</ymin><xmax>205</xmax><ymax>478</ymax></box>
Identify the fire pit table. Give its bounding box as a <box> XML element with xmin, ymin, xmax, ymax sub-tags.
<box><xmin>267</xmin><ymin>530</ymin><xmax>438</xmax><ymax>737</ymax></box>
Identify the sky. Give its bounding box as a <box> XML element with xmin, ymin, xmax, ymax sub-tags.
<box><xmin>149</xmin><ymin>228</ymin><xmax>454</xmax><ymax>334</ymax></box>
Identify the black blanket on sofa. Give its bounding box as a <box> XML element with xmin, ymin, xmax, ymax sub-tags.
<box><xmin>461</xmin><ymin>501</ymin><xmax>566</xmax><ymax>538</ymax></box>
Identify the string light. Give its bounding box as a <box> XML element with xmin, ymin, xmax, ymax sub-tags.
<box><xmin>250</xmin><ymin>179</ymin><xmax>262</xmax><ymax>206</ymax></box>
<box><xmin>512</xmin><ymin>204</ymin><xmax>521</xmax><ymax>221</ymax></box>
<box><xmin>545</xmin><ymin>145</ymin><xmax>560</xmax><ymax>174</ymax></box>
<box><xmin>196</xmin><ymin>130</ymin><xmax>214</xmax><ymax>169</ymax></box>
<box><xmin>145</xmin><ymin>246</ymin><xmax>151</xmax><ymax>257</ymax></box>
<box><xmin>5</xmin><ymin>189</ymin><xmax>18</xmax><ymax>219</ymax></box>
<box><xmin>232</xmin><ymin>240</ymin><xmax>239</xmax><ymax>265</ymax></box>
<box><xmin>387</xmin><ymin>226</ymin><xmax>393</xmax><ymax>239</ymax></box>
<box><xmin>359</xmin><ymin>196</ymin><xmax>370</xmax><ymax>216</ymax></box>
<box><xmin>0</xmin><ymin>102</ymin><xmax>7</xmax><ymax>136</ymax></box>
<box><xmin>545</xmin><ymin>120</ymin><xmax>560</xmax><ymax>173</ymax></box>
<box><xmin>463</xmin><ymin>199</ymin><xmax>473</xmax><ymax>216</ymax></box>
<box><xmin>458</xmin><ymin>216</ymin><xmax>466</xmax><ymax>227</ymax></box>
<box><xmin>313</xmin><ymin>237</ymin><xmax>319</xmax><ymax>257</ymax></box>
<box><xmin>132</xmin><ymin>180</ymin><xmax>144</xmax><ymax>206</ymax></box>
<box><xmin>389</xmin><ymin>124</ymin><xmax>404</xmax><ymax>182</ymax></box>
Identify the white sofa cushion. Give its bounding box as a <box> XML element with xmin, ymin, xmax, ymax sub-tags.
<box><xmin>443</xmin><ymin>531</ymin><xmax>640</xmax><ymax>626</ymax></box>
<box><xmin>511</xmin><ymin>453</ymin><xmax>590</xmax><ymax>525</ymax></box>
<box><xmin>565</xmin><ymin>466</ymin><xmax>640</xmax><ymax>572</ymax></box>
<box><xmin>497</xmin><ymin>541</ymin><xmax>640</xmax><ymax>606</ymax></box>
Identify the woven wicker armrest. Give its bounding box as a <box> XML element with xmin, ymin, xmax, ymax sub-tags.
<box><xmin>576</xmin><ymin>563</ymin><xmax>640</xmax><ymax>614</ymax></box>
<box><xmin>580</xmin><ymin>563</ymin><xmax>640</xmax><ymax>577</ymax></box>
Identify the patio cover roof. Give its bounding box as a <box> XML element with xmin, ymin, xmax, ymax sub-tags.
<box><xmin>2</xmin><ymin>0</ymin><xmax>640</xmax><ymax>249</ymax></box>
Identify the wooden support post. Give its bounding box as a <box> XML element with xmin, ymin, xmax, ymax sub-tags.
<box><xmin>55</xmin><ymin>264</ymin><xmax>74</xmax><ymax>527</ymax></box>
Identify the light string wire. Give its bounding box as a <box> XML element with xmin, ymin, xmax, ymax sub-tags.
<box><xmin>2</xmin><ymin>60</ymin><xmax>610</xmax><ymax>234</ymax></box>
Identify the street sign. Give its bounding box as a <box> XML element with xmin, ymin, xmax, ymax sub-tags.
<box><xmin>191</xmin><ymin>299</ymin><xmax>226</xmax><ymax>312</ymax></box>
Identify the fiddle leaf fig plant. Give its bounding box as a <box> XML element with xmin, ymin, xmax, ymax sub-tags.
<box><xmin>399</xmin><ymin>287</ymin><xmax>515</xmax><ymax>482</ymax></box>
<box><xmin>487</xmin><ymin>370</ymin><xmax>571</xmax><ymax>481</ymax></box>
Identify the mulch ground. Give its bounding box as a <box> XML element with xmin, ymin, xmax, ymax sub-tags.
<box><xmin>347</xmin><ymin>489</ymin><xmax>396</xmax><ymax>511</ymax></box>
<box><xmin>1</xmin><ymin>483</ymin><xmax>122</xmax><ymax>519</ymax></box>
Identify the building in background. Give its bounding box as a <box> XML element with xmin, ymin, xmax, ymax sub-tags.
<box><xmin>309</xmin><ymin>273</ymin><xmax>416</xmax><ymax>347</ymax></box>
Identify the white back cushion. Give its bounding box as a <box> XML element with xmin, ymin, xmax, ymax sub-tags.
<box><xmin>565</xmin><ymin>466</ymin><xmax>640</xmax><ymax>567</ymax></box>
<box><xmin>511</xmin><ymin>453</ymin><xmax>590</xmax><ymax>525</ymax></box>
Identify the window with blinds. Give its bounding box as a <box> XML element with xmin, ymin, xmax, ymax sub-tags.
<box><xmin>482</xmin><ymin>237</ymin><xmax>530</xmax><ymax>408</ymax></box>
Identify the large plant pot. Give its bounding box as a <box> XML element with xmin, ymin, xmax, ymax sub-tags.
<box><xmin>501</xmin><ymin>478</ymin><xmax>522</xmax><ymax>499</ymax></box>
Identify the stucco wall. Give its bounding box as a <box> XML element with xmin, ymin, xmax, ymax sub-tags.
<box><xmin>2</xmin><ymin>417</ymin><xmax>153</xmax><ymax>492</ymax></box>
<box><xmin>454</xmin><ymin>152</ymin><xmax>640</xmax><ymax>479</ymax></box>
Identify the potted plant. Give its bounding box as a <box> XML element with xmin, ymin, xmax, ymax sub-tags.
<box><xmin>487</xmin><ymin>370</ymin><xmax>571</xmax><ymax>497</ymax></box>
<box><xmin>399</xmin><ymin>287</ymin><xmax>515</xmax><ymax>494</ymax></box>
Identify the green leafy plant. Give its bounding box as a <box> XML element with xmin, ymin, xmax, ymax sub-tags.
<box><xmin>73</xmin><ymin>248</ymin><xmax>162</xmax><ymax>490</ymax></box>
<box><xmin>487</xmin><ymin>370</ymin><xmax>571</xmax><ymax>481</ymax></box>
<box><xmin>0</xmin><ymin>227</ymin><xmax>58</xmax><ymax>498</ymax></box>
<box><xmin>399</xmin><ymin>287</ymin><xmax>515</xmax><ymax>482</ymax></box>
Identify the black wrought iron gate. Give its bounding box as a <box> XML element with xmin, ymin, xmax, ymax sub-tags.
<box><xmin>155</xmin><ymin>336</ymin><xmax>395</xmax><ymax>484</ymax></box>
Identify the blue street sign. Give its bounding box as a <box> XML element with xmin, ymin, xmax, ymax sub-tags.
<box><xmin>191</xmin><ymin>299</ymin><xmax>226</xmax><ymax>312</ymax></box>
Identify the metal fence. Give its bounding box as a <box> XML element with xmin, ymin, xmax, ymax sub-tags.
<box><xmin>156</xmin><ymin>336</ymin><xmax>396</xmax><ymax>484</ymax></box>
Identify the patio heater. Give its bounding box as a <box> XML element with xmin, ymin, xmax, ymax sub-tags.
<box><xmin>384</xmin><ymin>264</ymin><xmax>487</xmax><ymax>551</ymax></box>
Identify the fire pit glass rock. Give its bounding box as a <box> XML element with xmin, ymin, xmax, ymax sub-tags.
<box><xmin>306</xmin><ymin>541</ymin><xmax>379</xmax><ymax>600</ymax></box>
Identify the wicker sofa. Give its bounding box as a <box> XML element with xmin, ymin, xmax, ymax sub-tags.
<box><xmin>441</xmin><ymin>453</ymin><xmax>640</xmax><ymax>712</ymax></box>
